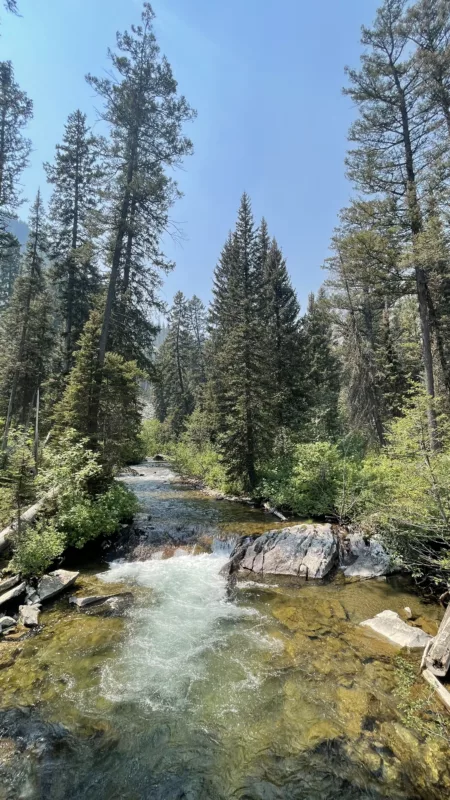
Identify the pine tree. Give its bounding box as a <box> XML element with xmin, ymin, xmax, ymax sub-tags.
<box><xmin>209</xmin><ymin>194</ymin><xmax>270</xmax><ymax>490</ymax></box>
<box><xmin>44</xmin><ymin>110</ymin><xmax>102</xmax><ymax>373</ymax></box>
<box><xmin>86</xmin><ymin>2</ymin><xmax>195</xmax><ymax>380</ymax></box>
<box><xmin>406</xmin><ymin>0</ymin><xmax>450</xmax><ymax>137</ymax></box>
<box><xmin>345</xmin><ymin>0</ymin><xmax>439</xmax><ymax>446</ymax></box>
<box><xmin>264</xmin><ymin>238</ymin><xmax>304</xmax><ymax>430</ymax></box>
<box><xmin>0</xmin><ymin>190</ymin><xmax>52</xmax><ymax>448</ymax></box>
<box><xmin>0</xmin><ymin>61</ymin><xmax>32</xmax><ymax>227</ymax></box>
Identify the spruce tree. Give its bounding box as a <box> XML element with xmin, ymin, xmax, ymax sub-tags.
<box><xmin>264</xmin><ymin>238</ymin><xmax>304</xmax><ymax>430</ymax></box>
<box><xmin>44</xmin><ymin>110</ymin><xmax>102</xmax><ymax>373</ymax></box>
<box><xmin>0</xmin><ymin>61</ymin><xmax>32</xmax><ymax>227</ymax></box>
<box><xmin>54</xmin><ymin>309</ymin><xmax>143</xmax><ymax>473</ymax></box>
<box><xmin>0</xmin><ymin>230</ymin><xmax>20</xmax><ymax>310</ymax></box>
<box><xmin>187</xmin><ymin>295</ymin><xmax>207</xmax><ymax>387</ymax></box>
<box><xmin>154</xmin><ymin>292</ymin><xmax>195</xmax><ymax>435</ymax></box>
<box><xmin>0</xmin><ymin>190</ymin><xmax>52</xmax><ymax>448</ymax></box>
<box><xmin>209</xmin><ymin>194</ymin><xmax>270</xmax><ymax>490</ymax></box>
<box><xmin>302</xmin><ymin>290</ymin><xmax>341</xmax><ymax>442</ymax></box>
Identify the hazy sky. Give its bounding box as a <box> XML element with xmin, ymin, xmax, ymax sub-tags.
<box><xmin>1</xmin><ymin>0</ymin><xmax>381</xmax><ymax>310</ymax></box>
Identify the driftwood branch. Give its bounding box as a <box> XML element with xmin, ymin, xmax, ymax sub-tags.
<box><xmin>263</xmin><ymin>502</ymin><xmax>287</xmax><ymax>522</ymax></box>
<box><xmin>0</xmin><ymin>488</ymin><xmax>59</xmax><ymax>554</ymax></box>
<box><xmin>425</xmin><ymin>603</ymin><xmax>450</xmax><ymax>678</ymax></box>
<box><xmin>423</xmin><ymin>669</ymin><xmax>450</xmax><ymax>713</ymax></box>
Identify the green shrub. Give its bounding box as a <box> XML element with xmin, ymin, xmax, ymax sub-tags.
<box><xmin>260</xmin><ymin>440</ymin><xmax>364</xmax><ymax>519</ymax></box>
<box><xmin>357</xmin><ymin>391</ymin><xmax>450</xmax><ymax>584</ymax></box>
<box><xmin>57</xmin><ymin>483</ymin><xmax>139</xmax><ymax>548</ymax></box>
<box><xmin>139</xmin><ymin>418</ymin><xmax>171</xmax><ymax>458</ymax></box>
<box><xmin>11</xmin><ymin>522</ymin><xmax>66</xmax><ymax>577</ymax></box>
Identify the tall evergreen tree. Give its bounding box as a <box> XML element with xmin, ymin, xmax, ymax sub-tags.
<box><xmin>154</xmin><ymin>292</ymin><xmax>195</xmax><ymax>435</ymax></box>
<box><xmin>0</xmin><ymin>61</ymin><xmax>32</xmax><ymax>227</ymax></box>
<box><xmin>264</xmin><ymin>238</ymin><xmax>304</xmax><ymax>430</ymax></box>
<box><xmin>302</xmin><ymin>290</ymin><xmax>341</xmax><ymax>442</ymax></box>
<box><xmin>86</xmin><ymin>2</ymin><xmax>195</xmax><ymax>379</ymax></box>
<box><xmin>0</xmin><ymin>230</ymin><xmax>20</xmax><ymax>310</ymax></box>
<box><xmin>44</xmin><ymin>110</ymin><xmax>102</xmax><ymax>373</ymax></box>
<box><xmin>0</xmin><ymin>190</ymin><xmax>52</xmax><ymax>448</ymax></box>
<box><xmin>345</xmin><ymin>0</ymin><xmax>439</xmax><ymax>445</ymax></box>
<box><xmin>209</xmin><ymin>194</ymin><xmax>270</xmax><ymax>490</ymax></box>
<box><xmin>187</xmin><ymin>295</ymin><xmax>207</xmax><ymax>387</ymax></box>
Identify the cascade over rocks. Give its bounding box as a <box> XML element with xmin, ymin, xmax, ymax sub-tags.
<box><xmin>224</xmin><ymin>524</ymin><xmax>392</xmax><ymax>581</ymax></box>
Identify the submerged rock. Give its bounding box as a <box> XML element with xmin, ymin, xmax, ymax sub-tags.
<box><xmin>26</xmin><ymin>569</ymin><xmax>79</xmax><ymax>604</ymax></box>
<box><xmin>340</xmin><ymin>531</ymin><xmax>391</xmax><ymax>579</ymax></box>
<box><xmin>226</xmin><ymin>524</ymin><xmax>339</xmax><ymax>579</ymax></box>
<box><xmin>0</xmin><ymin>581</ymin><xmax>26</xmax><ymax>608</ymax></box>
<box><xmin>19</xmin><ymin>604</ymin><xmax>40</xmax><ymax>627</ymax></box>
<box><xmin>69</xmin><ymin>594</ymin><xmax>113</xmax><ymax>608</ymax></box>
<box><xmin>82</xmin><ymin>592</ymin><xmax>134</xmax><ymax>617</ymax></box>
<box><xmin>360</xmin><ymin>610</ymin><xmax>432</xmax><ymax>649</ymax></box>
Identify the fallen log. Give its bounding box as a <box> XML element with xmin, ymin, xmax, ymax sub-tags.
<box><xmin>425</xmin><ymin>603</ymin><xmax>450</xmax><ymax>678</ymax></box>
<box><xmin>0</xmin><ymin>488</ymin><xmax>58</xmax><ymax>554</ymax></box>
<box><xmin>263</xmin><ymin>502</ymin><xmax>287</xmax><ymax>522</ymax></box>
<box><xmin>423</xmin><ymin>669</ymin><xmax>450</xmax><ymax>713</ymax></box>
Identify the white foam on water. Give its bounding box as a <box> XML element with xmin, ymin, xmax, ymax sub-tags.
<box><xmin>98</xmin><ymin>552</ymin><xmax>252</xmax><ymax>710</ymax></box>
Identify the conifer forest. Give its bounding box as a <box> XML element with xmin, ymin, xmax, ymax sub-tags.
<box><xmin>2</xmin><ymin>3</ymin><xmax>450</xmax><ymax>797</ymax></box>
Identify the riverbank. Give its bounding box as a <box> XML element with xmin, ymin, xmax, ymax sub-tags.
<box><xmin>0</xmin><ymin>460</ymin><xmax>449</xmax><ymax>799</ymax></box>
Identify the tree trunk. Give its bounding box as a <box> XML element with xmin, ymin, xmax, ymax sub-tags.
<box><xmin>393</xmin><ymin>65</ymin><xmax>438</xmax><ymax>448</ymax></box>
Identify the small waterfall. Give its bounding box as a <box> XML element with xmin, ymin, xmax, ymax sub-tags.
<box><xmin>211</xmin><ymin>537</ymin><xmax>237</xmax><ymax>557</ymax></box>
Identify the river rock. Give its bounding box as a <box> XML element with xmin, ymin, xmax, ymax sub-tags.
<box><xmin>19</xmin><ymin>604</ymin><xmax>40</xmax><ymax>627</ymax></box>
<box><xmin>0</xmin><ymin>615</ymin><xmax>16</xmax><ymax>633</ymax></box>
<box><xmin>0</xmin><ymin>581</ymin><xmax>26</xmax><ymax>608</ymax></box>
<box><xmin>340</xmin><ymin>531</ymin><xmax>391</xmax><ymax>579</ymax></box>
<box><xmin>360</xmin><ymin>610</ymin><xmax>432</xmax><ymax>649</ymax></box>
<box><xmin>27</xmin><ymin>569</ymin><xmax>79</xmax><ymax>604</ymax></box>
<box><xmin>229</xmin><ymin>524</ymin><xmax>339</xmax><ymax>579</ymax></box>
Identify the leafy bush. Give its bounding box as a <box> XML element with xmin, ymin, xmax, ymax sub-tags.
<box><xmin>57</xmin><ymin>482</ymin><xmax>138</xmax><ymax>548</ymax></box>
<box><xmin>10</xmin><ymin>432</ymin><xmax>139</xmax><ymax>576</ymax></box>
<box><xmin>11</xmin><ymin>522</ymin><xmax>66</xmax><ymax>577</ymax></box>
<box><xmin>168</xmin><ymin>409</ymin><xmax>239</xmax><ymax>493</ymax></box>
<box><xmin>357</xmin><ymin>391</ymin><xmax>450</xmax><ymax>585</ymax></box>
<box><xmin>260</xmin><ymin>440</ymin><xmax>364</xmax><ymax>519</ymax></box>
<box><xmin>139</xmin><ymin>418</ymin><xmax>171</xmax><ymax>458</ymax></box>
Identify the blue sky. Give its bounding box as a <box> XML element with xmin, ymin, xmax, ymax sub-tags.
<box><xmin>1</xmin><ymin>0</ymin><xmax>380</xmax><ymax>311</ymax></box>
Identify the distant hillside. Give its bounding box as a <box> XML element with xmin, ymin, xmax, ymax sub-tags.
<box><xmin>8</xmin><ymin>218</ymin><xmax>29</xmax><ymax>246</ymax></box>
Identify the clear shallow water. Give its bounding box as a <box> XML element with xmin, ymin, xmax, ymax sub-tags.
<box><xmin>0</xmin><ymin>464</ymin><xmax>449</xmax><ymax>800</ymax></box>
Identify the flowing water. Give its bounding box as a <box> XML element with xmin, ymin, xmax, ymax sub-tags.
<box><xmin>0</xmin><ymin>463</ymin><xmax>449</xmax><ymax>800</ymax></box>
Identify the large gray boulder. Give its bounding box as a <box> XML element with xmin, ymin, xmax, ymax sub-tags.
<box><xmin>361</xmin><ymin>610</ymin><xmax>432</xmax><ymax>649</ymax></box>
<box><xmin>26</xmin><ymin>569</ymin><xmax>79</xmax><ymax>604</ymax></box>
<box><xmin>340</xmin><ymin>531</ymin><xmax>391</xmax><ymax>579</ymax></box>
<box><xmin>230</xmin><ymin>524</ymin><xmax>339</xmax><ymax>580</ymax></box>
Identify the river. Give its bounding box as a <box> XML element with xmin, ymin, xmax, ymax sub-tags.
<box><xmin>0</xmin><ymin>461</ymin><xmax>449</xmax><ymax>799</ymax></box>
